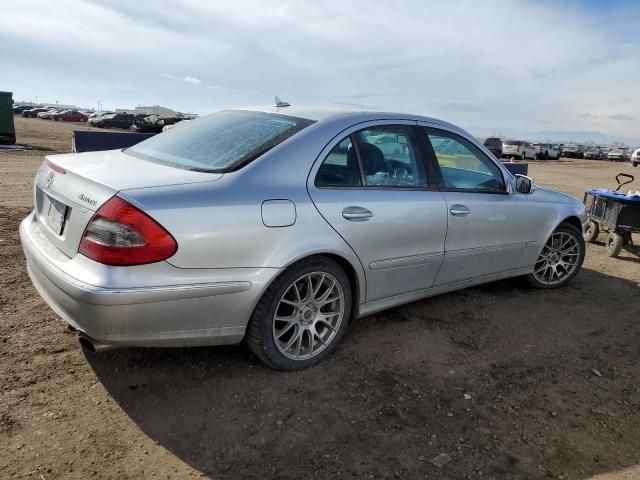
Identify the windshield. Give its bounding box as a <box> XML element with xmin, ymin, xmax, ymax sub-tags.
<box><xmin>126</xmin><ymin>110</ymin><xmax>315</xmax><ymax>172</ymax></box>
<box><xmin>503</xmin><ymin>140</ymin><xmax>521</xmax><ymax>146</ymax></box>
<box><xmin>565</xmin><ymin>145</ymin><xmax>578</xmax><ymax>150</ymax></box>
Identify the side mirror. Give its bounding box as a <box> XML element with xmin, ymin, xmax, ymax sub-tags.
<box><xmin>396</xmin><ymin>135</ymin><xmax>407</xmax><ymax>145</ymax></box>
<box><xmin>515</xmin><ymin>174</ymin><xmax>536</xmax><ymax>194</ymax></box>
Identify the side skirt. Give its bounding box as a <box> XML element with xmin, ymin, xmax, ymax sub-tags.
<box><xmin>356</xmin><ymin>266</ymin><xmax>533</xmax><ymax>318</ymax></box>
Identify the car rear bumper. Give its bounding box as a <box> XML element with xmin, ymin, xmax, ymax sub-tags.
<box><xmin>20</xmin><ymin>212</ymin><xmax>280</xmax><ymax>347</ymax></box>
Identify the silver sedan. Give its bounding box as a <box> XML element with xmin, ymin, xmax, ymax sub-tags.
<box><xmin>20</xmin><ymin>105</ymin><xmax>587</xmax><ymax>370</ymax></box>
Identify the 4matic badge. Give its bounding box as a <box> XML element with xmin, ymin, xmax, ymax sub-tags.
<box><xmin>78</xmin><ymin>193</ymin><xmax>98</xmax><ymax>207</ymax></box>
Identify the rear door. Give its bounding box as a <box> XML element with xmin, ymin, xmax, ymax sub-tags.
<box><xmin>418</xmin><ymin>124</ymin><xmax>533</xmax><ymax>286</ymax></box>
<box><xmin>308</xmin><ymin>121</ymin><xmax>447</xmax><ymax>302</ymax></box>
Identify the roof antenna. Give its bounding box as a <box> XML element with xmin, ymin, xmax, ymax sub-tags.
<box><xmin>274</xmin><ymin>96</ymin><xmax>290</xmax><ymax>107</ymax></box>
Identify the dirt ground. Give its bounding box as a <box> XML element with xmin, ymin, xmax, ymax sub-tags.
<box><xmin>1</xmin><ymin>117</ymin><xmax>639</xmax><ymax>480</ymax></box>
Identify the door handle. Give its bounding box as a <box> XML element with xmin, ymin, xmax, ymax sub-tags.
<box><xmin>449</xmin><ymin>204</ymin><xmax>471</xmax><ymax>217</ymax></box>
<box><xmin>342</xmin><ymin>206</ymin><xmax>373</xmax><ymax>221</ymax></box>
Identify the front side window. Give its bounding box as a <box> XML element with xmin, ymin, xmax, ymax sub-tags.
<box><xmin>426</xmin><ymin>129</ymin><xmax>505</xmax><ymax>192</ymax></box>
<box><xmin>127</xmin><ymin>110</ymin><xmax>314</xmax><ymax>173</ymax></box>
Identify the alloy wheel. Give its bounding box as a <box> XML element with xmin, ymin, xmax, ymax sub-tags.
<box><xmin>533</xmin><ymin>231</ymin><xmax>581</xmax><ymax>286</ymax></box>
<box><xmin>272</xmin><ymin>272</ymin><xmax>345</xmax><ymax>360</ymax></box>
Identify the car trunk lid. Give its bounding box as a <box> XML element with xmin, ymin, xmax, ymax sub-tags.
<box><xmin>34</xmin><ymin>149</ymin><xmax>222</xmax><ymax>258</ymax></box>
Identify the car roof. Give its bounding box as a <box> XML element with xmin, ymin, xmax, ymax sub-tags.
<box><xmin>235</xmin><ymin>104</ymin><xmax>461</xmax><ymax>130</ymax></box>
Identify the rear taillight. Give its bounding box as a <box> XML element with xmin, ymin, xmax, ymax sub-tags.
<box><xmin>79</xmin><ymin>196</ymin><xmax>177</xmax><ymax>266</ymax></box>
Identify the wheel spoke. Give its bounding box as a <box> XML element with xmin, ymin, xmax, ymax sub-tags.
<box><xmin>280</xmin><ymin>298</ymin><xmax>299</xmax><ymax>307</ymax></box>
<box><xmin>305</xmin><ymin>275</ymin><xmax>313</xmax><ymax>302</ymax></box>
<box><xmin>292</xmin><ymin>282</ymin><xmax>302</xmax><ymax>303</ymax></box>
<box><xmin>276</xmin><ymin>322</ymin><xmax>296</xmax><ymax>339</ymax></box>
<box><xmin>316</xmin><ymin>318</ymin><xmax>337</xmax><ymax>332</ymax></box>
<box><xmin>318</xmin><ymin>280</ymin><xmax>336</xmax><ymax>302</ymax></box>
<box><xmin>312</xmin><ymin>274</ymin><xmax>325</xmax><ymax>298</ymax></box>
<box><xmin>282</xmin><ymin>326</ymin><xmax>301</xmax><ymax>351</ymax></box>
<box><xmin>314</xmin><ymin>331</ymin><xmax>327</xmax><ymax>346</ymax></box>
<box><xmin>294</xmin><ymin>331</ymin><xmax>304</xmax><ymax>358</ymax></box>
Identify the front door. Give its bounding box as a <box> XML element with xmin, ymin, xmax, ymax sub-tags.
<box><xmin>419</xmin><ymin>126</ymin><xmax>533</xmax><ymax>286</ymax></box>
<box><xmin>308</xmin><ymin>122</ymin><xmax>448</xmax><ymax>302</ymax></box>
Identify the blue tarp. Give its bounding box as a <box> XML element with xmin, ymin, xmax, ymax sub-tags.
<box><xmin>72</xmin><ymin>130</ymin><xmax>155</xmax><ymax>153</ymax></box>
<box><xmin>585</xmin><ymin>188</ymin><xmax>640</xmax><ymax>204</ymax></box>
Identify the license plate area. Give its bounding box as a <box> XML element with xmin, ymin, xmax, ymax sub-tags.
<box><xmin>43</xmin><ymin>194</ymin><xmax>68</xmax><ymax>235</ymax></box>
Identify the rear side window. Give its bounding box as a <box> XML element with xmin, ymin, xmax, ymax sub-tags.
<box><xmin>315</xmin><ymin>125</ymin><xmax>427</xmax><ymax>188</ymax></box>
<box><xmin>126</xmin><ymin>110</ymin><xmax>314</xmax><ymax>173</ymax></box>
<box><xmin>315</xmin><ymin>137</ymin><xmax>361</xmax><ymax>187</ymax></box>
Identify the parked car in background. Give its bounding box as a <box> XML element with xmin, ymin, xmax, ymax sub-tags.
<box><xmin>13</xmin><ymin>105</ymin><xmax>34</xmax><ymax>114</ymax></box>
<box><xmin>89</xmin><ymin>113</ymin><xmax>136</xmax><ymax>129</ymax></box>
<box><xmin>19</xmin><ymin>106</ymin><xmax>587</xmax><ymax>370</ymax></box>
<box><xmin>631</xmin><ymin>148</ymin><xmax>639</xmax><ymax>167</ymax></box>
<box><xmin>562</xmin><ymin>144</ymin><xmax>584</xmax><ymax>158</ymax></box>
<box><xmin>131</xmin><ymin>115</ymin><xmax>183</xmax><ymax>133</ymax></box>
<box><xmin>533</xmin><ymin>143</ymin><xmax>560</xmax><ymax>160</ymax></box>
<box><xmin>483</xmin><ymin>137</ymin><xmax>503</xmax><ymax>158</ymax></box>
<box><xmin>584</xmin><ymin>146</ymin><xmax>605</xmax><ymax>160</ymax></box>
<box><xmin>54</xmin><ymin>110</ymin><xmax>89</xmax><ymax>122</ymax></box>
<box><xmin>502</xmin><ymin>140</ymin><xmax>536</xmax><ymax>160</ymax></box>
<box><xmin>88</xmin><ymin>111</ymin><xmax>114</xmax><ymax>120</ymax></box>
<box><xmin>37</xmin><ymin>109</ymin><xmax>59</xmax><ymax>120</ymax></box>
<box><xmin>607</xmin><ymin>147</ymin><xmax>629</xmax><ymax>162</ymax></box>
<box><xmin>22</xmin><ymin>107</ymin><xmax>49</xmax><ymax>118</ymax></box>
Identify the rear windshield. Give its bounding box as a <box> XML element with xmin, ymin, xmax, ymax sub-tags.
<box><xmin>126</xmin><ymin>110</ymin><xmax>314</xmax><ymax>173</ymax></box>
<box><xmin>503</xmin><ymin>141</ymin><xmax>522</xmax><ymax>146</ymax></box>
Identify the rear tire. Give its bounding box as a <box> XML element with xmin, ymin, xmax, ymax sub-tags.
<box><xmin>526</xmin><ymin>223</ymin><xmax>585</xmax><ymax>289</ymax></box>
<box><xmin>606</xmin><ymin>233</ymin><xmax>623</xmax><ymax>257</ymax></box>
<box><xmin>246</xmin><ymin>257</ymin><xmax>352</xmax><ymax>370</ymax></box>
<box><xmin>583</xmin><ymin>220</ymin><xmax>599</xmax><ymax>243</ymax></box>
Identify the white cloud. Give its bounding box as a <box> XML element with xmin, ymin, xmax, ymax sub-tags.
<box><xmin>183</xmin><ymin>76</ymin><xmax>202</xmax><ymax>85</ymax></box>
<box><xmin>1</xmin><ymin>0</ymin><xmax>639</xmax><ymax>138</ymax></box>
<box><xmin>162</xmin><ymin>73</ymin><xmax>202</xmax><ymax>85</ymax></box>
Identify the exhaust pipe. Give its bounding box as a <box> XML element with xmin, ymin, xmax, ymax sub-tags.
<box><xmin>79</xmin><ymin>334</ymin><xmax>121</xmax><ymax>353</ymax></box>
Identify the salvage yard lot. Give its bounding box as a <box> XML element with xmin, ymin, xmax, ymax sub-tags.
<box><xmin>1</xmin><ymin>117</ymin><xmax>640</xmax><ymax>479</ymax></box>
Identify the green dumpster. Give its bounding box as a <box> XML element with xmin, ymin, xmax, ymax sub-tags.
<box><xmin>0</xmin><ymin>91</ymin><xmax>16</xmax><ymax>145</ymax></box>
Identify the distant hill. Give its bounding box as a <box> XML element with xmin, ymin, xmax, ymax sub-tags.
<box><xmin>470</xmin><ymin>126</ymin><xmax>640</xmax><ymax>146</ymax></box>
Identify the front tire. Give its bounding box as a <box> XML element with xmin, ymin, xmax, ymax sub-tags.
<box><xmin>246</xmin><ymin>257</ymin><xmax>352</xmax><ymax>370</ymax></box>
<box><xmin>526</xmin><ymin>223</ymin><xmax>585</xmax><ymax>289</ymax></box>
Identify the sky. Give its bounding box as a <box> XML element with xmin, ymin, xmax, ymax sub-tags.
<box><xmin>1</xmin><ymin>0</ymin><xmax>639</xmax><ymax>140</ymax></box>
